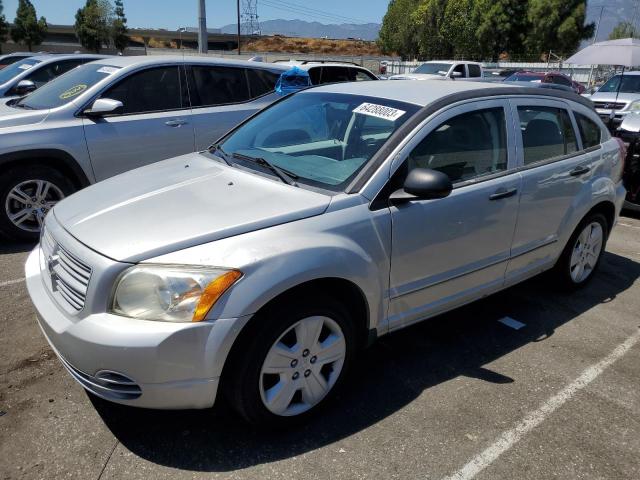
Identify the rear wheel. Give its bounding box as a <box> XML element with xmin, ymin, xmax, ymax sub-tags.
<box><xmin>551</xmin><ymin>213</ymin><xmax>608</xmax><ymax>289</ymax></box>
<box><xmin>0</xmin><ymin>166</ymin><xmax>75</xmax><ymax>241</ymax></box>
<box><xmin>225</xmin><ymin>294</ymin><xmax>355</xmax><ymax>426</ymax></box>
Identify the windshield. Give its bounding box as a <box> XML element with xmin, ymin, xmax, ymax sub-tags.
<box><xmin>598</xmin><ymin>74</ymin><xmax>640</xmax><ymax>94</ymax></box>
<box><xmin>504</xmin><ymin>73</ymin><xmax>544</xmax><ymax>82</ymax></box>
<box><xmin>16</xmin><ymin>63</ymin><xmax>121</xmax><ymax>110</ymax></box>
<box><xmin>413</xmin><ymin>63</ymin><xmax>452</xmax><ymax>76</ymax></box>
<box><xmin>219</xmin><ymin>92</ymin><xmax>420</xmax><ymax>191</ymax></box>
<box><xmin>0</xmin><ymin>58</ymin><xmax>40</xmax><ymax>85</ymax></box>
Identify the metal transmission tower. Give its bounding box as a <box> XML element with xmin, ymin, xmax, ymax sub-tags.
<box><xmin>241</xmin><ymin>0</ymin><xmax>261</xmax><ymax>36</ymax></box>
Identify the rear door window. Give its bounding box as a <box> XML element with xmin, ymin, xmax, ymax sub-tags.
<box><xmin>552</xmin><ymin>75</ymin><xmax>572</xmax><ymax>87</ymax></box>
<box><xmin>307</xmin><ymin>67</ymin><xmax>322</xmax><ymax>85</ymax></box>
<box><xmin>102</xmin><ymin>66</ymin><xmax>184</xmax><ymax>114</ymax></box>
<box><xmin>246</xmin><ymin>68</ymin><xmax>279</xmax><ymax>98</ymax></box>
<box><xmin>189</xmin><ymin>66</ymin><xmax>250</xmax><ymax>106</ymax></box>
<box><xmin>575</xmin><ymin>113</ymin><xmax>602</xmax><ymax>149</ymax></box>
<box><xmin>517</xmin><ymin>106</ymin><xmax>578</xmax><ymax>165</ymax></box>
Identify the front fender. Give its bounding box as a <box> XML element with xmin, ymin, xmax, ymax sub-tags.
<box><xmin>148</xmin><ymin>201</ymin><xmax>392</xmax><ymax>333</ymax></box>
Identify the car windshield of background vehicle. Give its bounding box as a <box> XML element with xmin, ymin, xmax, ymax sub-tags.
<box><xmin>219</xmin><ymin>92</ymin><xmax>420</xmax><ymax>191</ymax></box>
<box><xmin>16</xmin><ymin>63</ymin><xmax>122</xmax><ymax>110</ymax></box>
<box><xmin>505</xmin><ymin>73</ymin><xmax>545</xmax><ymax>82</ymax></box>
<box><xmin>0</xmin><ymin>58</ymin><xmax>41</xmax><ymax>85</ymax></box>
<box><xmin>413</xmin><ymin>63</ymin><xmax>452</xmax><ymax>76</ymax></box>
<box><xmin>598</xmin><ymin>74</ymin><xmax>640</xmax><ymax>94</ymax></box>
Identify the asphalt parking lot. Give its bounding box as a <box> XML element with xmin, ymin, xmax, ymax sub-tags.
<box><xmin>1</xmin><ymin>213</ymin><xmax>639</xmax><ymax>480</ymax></box>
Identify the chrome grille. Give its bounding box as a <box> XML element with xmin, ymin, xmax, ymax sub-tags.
<box><xmin>593</xmin><ymin>101</ymin><xmax>626</xmax><ymax>111</ymax></box>
<box><xmin>41</xmin><ymin>228</ymin><xmax>92</xmax><ymax>312</ymax></box>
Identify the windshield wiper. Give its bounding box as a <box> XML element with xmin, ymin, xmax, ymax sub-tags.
<box><xmin>209</xmin><ymin>143</ymin><xmax>232</xmax><ymax>166</ymax></box>
<box><xmin>231</xmin><ymin>152</ymin><xmax>298</xmax><ymax>186</ymax></box>
<box><xmin>11</xmin><ymin>101</ymin><xmax>34</xmax><ymax>110</ymax></box>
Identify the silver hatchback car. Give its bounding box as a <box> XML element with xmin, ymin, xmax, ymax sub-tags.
<box><xmin>26</xmin><ymin>80</ymin><xmax>626</xmax><ymax>426</ymax></box>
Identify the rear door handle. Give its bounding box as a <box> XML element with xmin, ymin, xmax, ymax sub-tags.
<box><xmin>165</xmin><ymin>119</ymin><xmax>187</xmax><ymax>127</ymax></box>
<box><xmin>489</xmin><ymin>187</ymin><xmax>518</xmax><ymax>200</ymax></box>
<box><xmin>569</xmin><ymin>165</ymin><xmax>591</xmax><ymax>176</ymax></box>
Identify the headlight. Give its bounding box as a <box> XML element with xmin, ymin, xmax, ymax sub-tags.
<box><xmin>628</xmin><ymin>100</ymin><xmax>640</xmax><ymax>112</ymax></box>
<box><xmin>111</xmin><ymin>265</ymin><xmax>242</xmax><ymax>322</ymax></box>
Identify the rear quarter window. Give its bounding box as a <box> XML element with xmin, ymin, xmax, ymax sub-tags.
<box><xmin>575</xmin><ymin>113</ymin><xmax>602</xmax><ymax>149</ymax></box>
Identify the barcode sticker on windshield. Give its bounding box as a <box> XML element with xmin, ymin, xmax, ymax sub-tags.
<box><xmin>353</xmin><ymin>103</ymin><xmax>406</xmax><ymax>121</ymax></box>
<box><xmin>97</xmin><ymin>66</ymin><xmax>119</xmax><ymax>74</ymax></box>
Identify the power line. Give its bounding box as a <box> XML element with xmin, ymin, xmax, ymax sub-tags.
<box><xmin>259</xmin><ymin>0</ymin><xmax>364</xmax><ymax>25</ymax></box>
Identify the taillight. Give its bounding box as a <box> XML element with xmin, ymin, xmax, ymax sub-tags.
<box><xmin>613</xmin><ymin>137</ymin><xmax>627</xmax><ymax>183</ymax></box>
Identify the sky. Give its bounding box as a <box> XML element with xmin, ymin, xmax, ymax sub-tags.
<box><xmin>1</xmin><ymin>0</ymin><xmax>390</xmax><ymax>29</ymax></box>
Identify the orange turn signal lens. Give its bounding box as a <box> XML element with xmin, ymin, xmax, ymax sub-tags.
<box><xmin>192</xmin><ymin>270</ymin><xmax>243</xmax><ymax>322</ymax></box>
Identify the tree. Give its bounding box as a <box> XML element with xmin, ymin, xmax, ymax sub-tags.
<box><xmin>473</xmin><ymin>0</ymin><xmax>527</xmax><ymax>61</ymax></box>
<box><xmin>75</xmin><ymin>0</ymin><xmax>113</xmax><ymax>53</ymax></box>
<box><xmin>377</xmin><ymin>0</ymin><xmax>421</xmax><ymax>58</ymax></box>
<box><xmin>0</xmin><ymin>0</ymin><xmax>9</xmax><ymax>53</ymax></box>
<box><xmin>525</xmin><ymin>0</ymin><xmax>594</xmax><ymax>55</ymax></box>
<box><xmin>10</xmin><ymin>0</ymin><xmax>47</xmax><ymax>51</ymax></box>
<box><xmin>609</xmin><ymin>21</ymin><xmax>638</xmax><ymax>40</ymax></box>
<box><xmin>112</xmin><ymin>0</ymin><xmax>128</xmax><ymax>53</ymax></box>
<box><xmin>411</xmin><ymin>0</ymin><xmax>452</xmax><ymax>59</ymax></box>
<box><xmin>441</xmin><ymin>0</ymin><xmax>479</xmax><ymax>58</ymax></box>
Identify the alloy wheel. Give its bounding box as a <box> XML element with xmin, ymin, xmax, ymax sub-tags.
<box><xmin>4</xmin><ymin>179</ymin><xmax>64</xmax><ymax>233</ymax></box>
<box><xmin>259</xmin><ymin>315</ymin><xmax>346</xmax><ymax>417</ymax></box>
<box><xmin>569</xmin><ymin>221</ymin><xmax>604</xmax><ymax>283</ymax></box>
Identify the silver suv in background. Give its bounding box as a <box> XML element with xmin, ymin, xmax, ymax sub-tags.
<box><xmin>26</xmin><ymin>81</ymin><xmax>625</xmax><ymax>426</ymax></box>
<box><xmin>585</xmin><ymin>71</ymin><xmax>640</xmax><ymax>126</ymax></box>
<box><xmin>0</xmin><ymin>56</ymin><xmax>290</xmax><ymax>240</ymax></box>
<box><xmin>0</xmin><ymin>54</ymin><xmax>107</xmax><ymax>99</ymax></box>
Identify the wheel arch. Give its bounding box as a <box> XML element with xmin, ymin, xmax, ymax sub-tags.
<box><xmin>586</xmin><ymin>200</ymin><xmax>616</xmax><ymax>235</ymax></box>
<box><xmin>0</xmin><ymin>149</ymin><xmax>91</xmax><ymax>190</ymax></box>
<box><xmin>218</xmin><ymin>276</ymin><xmax>372</xmax><ymax>390</ymax></box>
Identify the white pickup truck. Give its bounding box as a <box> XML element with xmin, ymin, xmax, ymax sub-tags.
<box><xmin>389</xmin><ymin>60</ymin><xmax>483</xmax><ymax>81</ymax></box>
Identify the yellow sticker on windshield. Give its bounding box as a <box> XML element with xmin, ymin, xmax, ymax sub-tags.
<box><xmin>59</xmin><ymin>84</ymin><xmax>87</xmax><ymax>100</ymax></box>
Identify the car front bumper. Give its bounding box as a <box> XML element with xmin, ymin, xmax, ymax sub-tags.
<box><xmin>25</xmin><ymin>246</ymin><xmax>251</xmax><ymax>409</ymax></box>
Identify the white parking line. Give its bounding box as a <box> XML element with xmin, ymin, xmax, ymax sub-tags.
<box><xmin>0</xmin><ymin>278</ymin><xmax>25</xmax><ymax>287</ymax></box>
<box><xmin>443</xmin><ymin>328</ymin><xmax>640</xmax><ymax>480</ymax></box>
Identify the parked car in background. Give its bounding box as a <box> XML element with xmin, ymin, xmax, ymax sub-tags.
<box><xmin>0</xmin><ymin>52</ymin><xmax>37</xmax><ymax>69</ymax></box>
<box><xmin>613</xmin><ymin>112</ymin><xmax>640</xmax><ymax>211</ymax></box>
<box><xmin>0</xmin><ymin>54</ymin><xmax>107</xmax><ymax>100</ymax></box>
<box><xmin>274</xmin><ymin>60</ymin><xmax>379</xmax><ymax>84</ymax></box>
<box><xmin>389</xmin><ymin>60</ymin><xmax>483</xmax><ymax>80</ymax></box>
<box><xmin>504</xmin><ymin>71</ymin><xmax>585</xmax><ymax>94</ymax></box>
<box><xmin>585</xmin><ymin>71</ymin><xmax>640</xmax><ymax>127</ymax></box>
<box><xmin>0</xmin><ymin>56</ymin><xmax>291</xmax><ymax>240</ymax></box>
<box><xmin>26</xmin><ymin>80</ymin><xmax>625</xmax><ymax>426</ymax></box>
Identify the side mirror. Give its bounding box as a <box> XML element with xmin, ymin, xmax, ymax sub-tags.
<box><xmin>84</xmin><ymin>98</ymin><xmax>123</xmax><ymax>117</ymax></box>
<box><xmin>450</xmin><ymin>71</ymin><xmax>463</xmax><ymax>78</ymax></box>
<box><xmin>14</xmin><ymin>79</ymin><xmax>36</xmax><ymax>95</ymax></box>
<box><xmin>389</xmin><ymin>168</ymin><xmax>453</xmax><ymax>205</ymax></box>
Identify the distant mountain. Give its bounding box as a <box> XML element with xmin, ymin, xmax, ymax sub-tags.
<box><xmin>219</xmin><ymin>19</ymin><xmax>380</xmax><ymax>41</ymax></box>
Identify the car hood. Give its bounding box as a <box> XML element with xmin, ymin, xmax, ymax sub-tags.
<box><xmin>587</xmin><ymin>92</ymin><xmax>640</xmax><ymax>106</ymax></box>
<box><xmin>53</xmin><ymin>152</ymin><xmax>332</xmax><ymax>263</ymax></box>
<box><xmin>389</xmin><ymin>73</ymin><xmax>448</xmax><ymax>80</ymax></box>
<box><xmin>0</xmin><ymin>100</ymin><xmax>49</xmax><ymax>128</ymax></box>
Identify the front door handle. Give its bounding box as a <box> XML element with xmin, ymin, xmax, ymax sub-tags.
<box><xmin>569</xmin><ymin>165</ymin><xmax>591</xmax><ymax>176</ymax></box>
<box><xmin>165</xmin><ymin>119</ymin><xmax>187</xmax><ymax>127</ymax></box>
<box><xmin>489</xmin><ymin>187</ymin><xmax>518</xmax><ymax>201</ymax></box>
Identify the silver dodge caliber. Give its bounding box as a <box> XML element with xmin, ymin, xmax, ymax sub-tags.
<box><xmin>26</xmin><ymin>80</ymin><xmax>626</xmax><ymax>425</ymax></box>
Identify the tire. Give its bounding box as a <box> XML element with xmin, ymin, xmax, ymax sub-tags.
<box><xmin>224</xmin><ymin>293</ymin><xmax>356</xmax><ymax>427</ymax></box>
<box><xmin>0</xmin><ymin>165</ymin><xmax>75</xmax><ymax>242</ymax></box>
<box><xmin>551</xmin><ymin>212</ymin><xmax>608</xmax><ymax>290</ymax></box>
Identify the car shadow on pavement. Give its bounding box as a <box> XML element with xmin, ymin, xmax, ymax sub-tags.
<box><xmin>90</xmin><ymin>251</ymin><xmax>640</xmax><ymax>472</ymax></box>
<box><xmin>0</xmin><ymin>241</ymin><xmax>35</xmax><ymax>255</ymax></box>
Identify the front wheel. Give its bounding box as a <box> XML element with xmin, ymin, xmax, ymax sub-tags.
<box><xmin>225</xmin><ymin>295</ymin><xmax>355</xmax><ymax>426</ymax></box>
<box><xmin>551</xmin><ymin>213</ymin><xmax>608</xmax><ymax>289</ymax></box>
<box><xmin>0</xmin><ymin>166</ymin><xmax>74</xmax><ymax>241</ymax></box>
